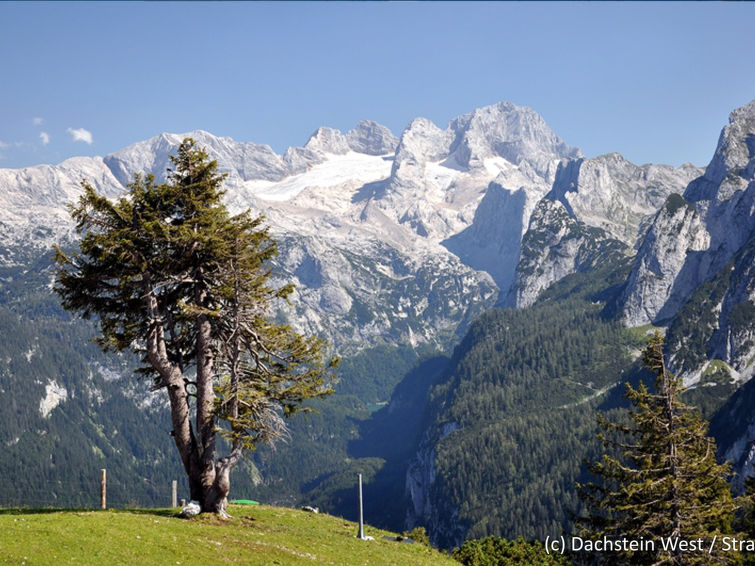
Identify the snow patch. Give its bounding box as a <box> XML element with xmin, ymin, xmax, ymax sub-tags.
<box><xmin>425</xmin><ymin>161</ymin><xmax>463</xmax><ymax>193</ymax></box>
<box><xmin>246</xmin><ymin>151</ymin><xmax>391</xmax><ymax>202</ymax></box>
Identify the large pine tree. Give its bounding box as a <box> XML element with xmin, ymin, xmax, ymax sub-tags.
<box><xmin>578</xmin><ymin>331</ymin><xmax>736</xmax><ymax>565</ymax></box>
<box><xmin>54</xmin><ymin>139</ymin><xmax>335</xmax><ymax>515</ymax></box>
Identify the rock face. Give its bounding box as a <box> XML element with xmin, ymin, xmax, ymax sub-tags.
<box><xmin>0</xmin><ymin>99</ymin><xmax>719</xmax><ymax>355</ymax></box>
<box><xmin>443</xmin><ymin>184</ymin><xmax>529</xmax><ymax>293</ymax></box>
<box><xmin>405</xmin><ymin>423</ymin><xmax>465</xmax><ymax>548</ymax></box>
<box><xmin>620</xmin><ymin>100</ymin><xmax>755</xmax><ymax>383</ymax></box>
<box><xmin>708</xmin><ymin>237</ymin><xmax>755</xmax><ymax>372</ymax></box>
<box><xmin>711</xmin><ymin>374</ymin><xmax>755</xmax><ymax>493</ymax></box>
<box><xmin>504</xmin><ymin>154</ymin><xmax>699</xmax><ymax>309</ymax></box>
<box><xmin>621</xmin><ymin>194</ymin><xmax>711</xmax><ymax>326</ymax></box>
<box><xmin>346</xmin><ymin>120</ymin><xmax>399</xmax><ymax>156</ymax></box>
<box><xmin>0</xmin><ymin>156</ymin><xmax>124</xmax><ymax>263</ymax></box>
<box><xmin>509</xmin><ymin>199</ymin><xmax>628</xmax><ymax>308</ymax></box>
<box><xmin>105</xmin><ymin>130</ymin><xmax>289</xmax><ymax>186</ymax></box>
<box><xmin>447</xmin><ymin>101</ymin><xmax>581</xmax><ymax>176</ymax></box>
<box><xmin>547</xmin><ymin>154</ymin><xmax>702</xmax><ymax>246</ymax></box>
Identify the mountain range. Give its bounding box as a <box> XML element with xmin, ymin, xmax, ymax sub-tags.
<box><xmin>0</xmin><ymin>99</ymin><xmax>753</xmax><ymax>545</ymax></box>
<box><xmin>0</xmin><ymin>101</ymin><xmax>707</xmax><ymax>353</ymax></box>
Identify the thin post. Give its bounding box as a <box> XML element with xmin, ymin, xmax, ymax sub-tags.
<box><xmin>100</xmin><ymin>469</ymin><xmax>107</xmax><ymax>510</ymax></box>
<box><xmin>357</xmin><ymin>473</ymin><xmax>364</xmax><ymax>539</ymax></box>
<box><xmin>172</xmin><ymin>480</ymin><xmax>178</xmax><ymax>508</ymax></box>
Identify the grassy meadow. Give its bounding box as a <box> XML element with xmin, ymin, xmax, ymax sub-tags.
<box><xmin>0</xmin><ymin>504</ymin><xmax>458</xmax><ymax>566</ymax></box>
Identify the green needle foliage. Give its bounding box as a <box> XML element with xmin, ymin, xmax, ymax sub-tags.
<box><xmin>578</xmin><ymin>331</ymin><xmax>736</xmax><ymax>565</ymax></box>
<box><xmin>452</xmin><ymin>536</ymin><xmax>572</xmax><ymax>566</ymax></box>
<box><xmin>54</xmin><ymin>139</ymin><xmax>336</xmax><ymax>515</ymax></box>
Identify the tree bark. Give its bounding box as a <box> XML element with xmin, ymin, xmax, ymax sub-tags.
<box><xmin>194</xmin><ymin>269</ymin><xmax>221</xmax><ymax>511</ymax></box>
<box><xmin>146</xmin><ymin>273</ymin><xmax>241</xmax><ymax>514</ymax></box>
<box><xmin>143</xmin><ymin>277</ymin><xmax>205</xmax><ymax>502</ymax></box>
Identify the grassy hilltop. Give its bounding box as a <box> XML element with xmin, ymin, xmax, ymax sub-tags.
<box><xmin>0</xmin><ymin>505</ymin><xmax>457</xmax><ymax>566</ymax></box>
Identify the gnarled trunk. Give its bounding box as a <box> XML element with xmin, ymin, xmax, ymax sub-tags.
<box><xmin>202</xmin><ymin>461</ymin><xmax>233</xmax><ymax>517</ymax></box>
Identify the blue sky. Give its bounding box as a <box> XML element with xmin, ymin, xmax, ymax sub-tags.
<box><xmin>1</xmin><ymin>2</ymin><xmax>753</xmax><ymax>169</ymax></box>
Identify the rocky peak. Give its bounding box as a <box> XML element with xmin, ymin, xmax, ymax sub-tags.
<box><xmin>392</xmin><ymin>117</ymin><xmax>452</xmax><ymax>169</ymax></box>
<box><xmin>506</xmin><ymin>197</ymin><xmax>629</xmax><ymax>308</ymax></box>
<box><xmin>104</xmin><ymin>132</ymin><xmax>183</xmax><ymax>186</ymax></box>
<box><xmin>447</xmin><ymin>101</ymin><xmax>582</xmax><ymax>174</ymax></box>
<box><xmin>685</xmin><ymin>99</ymin><xmax>755</xmax><ymax>202</ymax></box>
<box><xmin>385</xmin><ymin>117</ymin><xmax>454</xmax><ymax>200</ymax></box>
<box><xmin>547</xmin><ymin>153</ymin><xmax>702</xmax><ymax>246</ymax></box>
<box><xmin>346</xmin><ymin>120</ymin><xmax>399</xmax><ymax>156</ymax></box>
<box><xmin>304</xmin><ymin>127</ymin><xmax>350</xmax><ymax>155</ymax></box>
<box><xmin>104</xmin><ymin>130</ymin><xmax>288</xmax><ymax>185</ymax></box>
<box><xmin>621</xmin><ymin>194</ymin><xmax>711</xmax><ymax>327</ymax></box>
<box><xmin>620</xmin><ymin>101</ymin><xmax>755</xmax><ymax>387</ymax></box>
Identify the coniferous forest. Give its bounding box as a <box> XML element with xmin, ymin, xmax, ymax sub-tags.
<box><xmin>0</xmin><ymin>230</ymin><xmax>749</xmax><ymax>556</ymax></box>
<box><xmin>0</xmin><ymin>99</ymin><xmax>753</xmax><ymax>566</ymax></box>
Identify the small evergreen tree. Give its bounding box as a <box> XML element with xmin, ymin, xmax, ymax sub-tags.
<box><xmin>577</xmin><ymin>331</ymin><xmax>736</xmax><ymax>565</ymax></box>
<box><xmin>736</xmin><ymin>478</ymin><xmax>755</xmax><ymax>566</ymax></box>
<box><xmin>54</xmin><ymin>139</ymin><xmax>336</xmax><ymax>516</ymax></box>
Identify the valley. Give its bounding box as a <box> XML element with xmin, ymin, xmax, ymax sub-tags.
<box><xmin>0</xmin><ymin>99</ymin><xmax>753</xmax><ymax>549</ymax></box>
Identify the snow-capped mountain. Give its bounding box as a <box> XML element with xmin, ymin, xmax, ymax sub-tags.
<box><xmin>3</xmin><ymin>98</ymin><xmax>755</xmax><ymax>537</ymax></box>
<box><xmin>0</xmin><ymin>99</ymin><xmax>745</xmax><ymax>363</ymax></box>
<box><xmin>0</xmin><ymin>101</ymin><xmax>591</xmax><ymax>353</ymax></box>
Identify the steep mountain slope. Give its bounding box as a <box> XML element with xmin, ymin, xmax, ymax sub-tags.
<box><xmin>1</xmin><ymin>99</ymin><xmax>753</xmax><ymax>547</ymax></box>
<box><xmin>0</xmin><ymin>100</ymin><xmax>703</xmax><ymax>357</ymax></box>
<box><xmin>0</xmin><ymin>252</ymin><xmax>191</xmax><ymax>507</ymax></box>
<box><xmin>711</xmin><ymin>371</ymin><xmax>755</xmax><ymax>493</ymax></box>
<box><xmin>0</xmin><ymin>101</ymin><xmax>589</xmax><ymax>512</ymax></box>
<box><xmin>404</xmin><ymin>259</ymin><xmax>641</xmax><ymax>547</ymax></box>
<box><xmin>621</xmin><ymin>100</ymin><xmax>755</xmax><ymax>383</ymax></box>
<box><xmin>400</xmin><ymin>100</ymin><xmax>755</xmax><ymax>547</ymax></box>
<box><xmin>508</xmin><ymin>156</ymin><xmax>701</xmax><ymax>308</ymax></box>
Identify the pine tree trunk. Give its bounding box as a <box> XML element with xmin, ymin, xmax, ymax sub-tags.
<box><xmin>203</xmin><ymin>462</ymin><xmax>233</xmax><ymax>517</ymax></box>
<box><xmin>194</xmin><ymin>274</ymin><xmax>219</xmax><ymax>509</ymax></box>
<box><xmin>144</xmin><ymin>279</ymin><xmax>207</xmax><ymax>505</ymax></box>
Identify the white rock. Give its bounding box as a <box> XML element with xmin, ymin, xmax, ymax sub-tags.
<box><xmin>179</xmin><ymin>500</ymin><xmax>202</xmax><ymax>518</ymax></box>
<box><xmin>39</xmin><ymin>380</ymin><xmax>68</xmax><ymax>419</ymax></box>
<box><xmin>346</xmin><ymin>121</ymin><xmax>399</xmax><ymax>156</ymax></box>
<box><xmin>621</xmin><ymin>195</ymin><xmax>711</xmax><ymax>326</ymax></box>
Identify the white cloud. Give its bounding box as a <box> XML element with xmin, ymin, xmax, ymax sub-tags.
<box><xmin>67</xmin><ymin>127</ymin><xmax>93</xmax><ymax>145</ymax></box>
<box><xmin>40</xmin><ymin>132</ymin><xmax>50</xmax><ymax>146</ymax></box>
<box><xmin>33</xmin><ymin>117</ymin><xmax>44</xmax><ymax>126</ymax></box>
<box><xmin>0</xmin><ymin>140</ymin><xmax>8</xmax><ymax>149</ymax></box>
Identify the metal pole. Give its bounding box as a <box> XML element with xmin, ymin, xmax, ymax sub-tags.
<box><xmin>172</xmin><ymin>480</ymin><xmax>178</xmax><ymax>508</ymax></box>
<box><xmin>100</xmin><ymin>469</ymin><xmax>107</xmax><ymax>510</ymax></box>
<box><xmin>357</xmin><ymin>473</ymin><xmax>364</xmax><ymax>539</ymax></box>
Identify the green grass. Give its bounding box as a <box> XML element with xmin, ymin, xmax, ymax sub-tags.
<box><xmin>700</xmin><ymin>359</ymin><xmax>733</xmax><ymax>385</ymax></box>
<box><xmin>0</xmin><ymin>505</ymin><xmax>457</xmax><ymax>566</ymax></box>
<box><xmin>626</xmin><ymin>324</ymin><xmax>661</xmax><ymax>346</ymax></box>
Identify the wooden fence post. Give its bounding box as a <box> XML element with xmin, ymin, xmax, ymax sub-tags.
<box><xmin>172</xmin><ymin>480</ymin><xmax>177</xmax><ymax>508</ymax></box>
<box><xmin>100</xmin><ymin>469</ymin><xmax>107</xmax><ymax>510</ymax></box>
